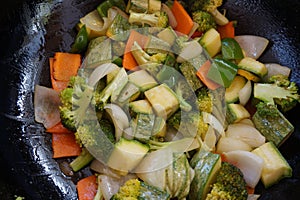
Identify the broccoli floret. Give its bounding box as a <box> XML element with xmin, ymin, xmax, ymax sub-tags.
<box><xmin>196</xmin><ymin>87</ymin><xmax>213</xmax><ymax>113</ymax></box>
<box><xmin>92</xmin><ymin>67</ymin><xmax>128</xmax><ymax>110</ymax></box>
<box><xmin>128</xmin><ymin>11</ymin><xmax>169</xmax><ymax>28</ymax></box>
<box><xmin>111</xmin><ymin>179</ymin><xmax>141</xmax><ymax>199</ymax></box>
<box><xmin>190</xmin><ymin>0</ymin><xmax>222</xmax><ymax>12</ymax></box>
<box><xmin>167</xmin><ymin>110</ymin><xmax>209</xmax><ymax>138</ymax></box>
<box><xmin>192</xmin><ymin>11</ymin><xmax>217</xmax><ymax>33</ymax></box>
<box><xmin>74</xmin><ymin>119</ymin><xmax>115</xmax><ymax>162</ymax></box>
<box><xmin>59</xmin><ymin>76</ymin><xmax>93</xmax><ymax>132</ymax></box>
<box><xmin>189</xmin><ymin>0</ymin><xmax>229</xmax><ymax>25</ymax></box>
<box><xmin>131</xmin><ymin>41</ymin><xmax>168</xmax><ymax>65</ymax></box>
<box><xmin>254</xmin><ymin>74</ymin><xmax>300</xmax><ymax>112</ymax></box>
<box><xmin>111</xmin><ymin>178</ymin><xmax>170</xmax><ymax>200</ymax></box>
<box><xmin>206</xmin><ymin>162</ymin><xmax>248</xmax><ymax>200</ymax></box>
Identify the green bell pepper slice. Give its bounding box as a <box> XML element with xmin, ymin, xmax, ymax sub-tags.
<box><xmin>221</xmin><ymin>38</ymin><xmax>244</xmax><ymax>60</ymax></box>
<box><xmin>207</xmin><ymin>58</ymin><xmax>238</xmax><ymax>88</ymax></box>
<box><xmin>70</xmin><ymin>25</ymin><xmax>88</xmax><ymax>53</ymax></box>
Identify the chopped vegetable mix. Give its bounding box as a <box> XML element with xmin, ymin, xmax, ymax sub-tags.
<box><xmin>33</xmin><ymin>0</ymin><xmax>299</xmax><ymax>199</ymax></box>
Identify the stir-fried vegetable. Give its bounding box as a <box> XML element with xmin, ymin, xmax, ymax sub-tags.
<box><xmin>33</xmin><ymin>0</ymin><xmax>300</xmax><ymax>200</ymax></box>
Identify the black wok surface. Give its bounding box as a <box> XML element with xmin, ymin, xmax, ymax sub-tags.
<box><xmin>0</xmin><ymin>0</ymin><xmax>300</xmax><ymax>199</ymax></box>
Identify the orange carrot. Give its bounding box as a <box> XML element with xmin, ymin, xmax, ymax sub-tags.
<box><xmin>122</xmin><ymin>30</ymin><xmax>149</xmax><ymax>70</ymax></box>
<box><xmin>196</xmin><ymin>60</ymin><xmax>221</xmax><ymax>90</ymax></box>
<box><xmin>49</xmin><ymin>57</ymin><xmax>69</xmax><ymax>91</ymax></box>
<box><xmin>217</xmin><ymin>21</ymin><xmax>235</xmax><ymax>39</ymax></box>
<box><xmin>52</xmin><ymin>132</ymin><xmax>81</xmax><ymax>158</ymax></box>
<box><xmin>52</xmin><ymin>52</ymin><xmax>81</xmax><ymax>81</ymax></box>
<box><xmin>77</xmin><ymin>175</ymin><xmax>98</xmax><ymax>200</ymax></box>
<box><xmin>171</xmin><ymin>0</ymin><xmax>194</xmax><ymax>35</ymax></box>
<box><xmin>46</xmin><ymin>121</ymin><xmax>73</xmax><ymax>134</ymax></box>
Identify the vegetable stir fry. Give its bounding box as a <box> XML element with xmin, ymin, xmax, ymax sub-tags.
<box><xmin>34</xmin><ymin>0</ymin><xmax>300</xmax><ymax>199</ymax></box>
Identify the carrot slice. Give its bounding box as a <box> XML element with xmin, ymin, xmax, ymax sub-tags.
<box><xmin>52</xmin><ymin>52</ymin><xmax>81</xmax><ymax>81</ymax></box>
<box><xmin>52</xmin><ymin>132</ymin><xmax>81</xmax><ymax>158</ymax></box>
<box><xmin>49</xmin><ymin>57</ymin><xmax>69</xmax><ymax>91</ymax></box>
<box><xmin>171</xmin><ymin>0</ymin><xmax>194</xmax><ymax>35</ymax></box>
<box><xmin>46</xmin><ymin>121</ymin><xmax>73</xmax><ymax>134</ymax></box>
<box><xmin>122</xmin><ymin>30</ymin><xmax>149</xmax><ymax>70</ymax></box>
<box><xmin>196</xmin><ymin>60</ymin><xmax>221</xmax><ymax>90</ymax></box>
<box><xmin>217</xmin><ymin>21</ymin><xmax>235</xmax><ymax>39</ymax></box>
<box><xmin>77</xmin><ymin>175</ymin><xmax>98</xmax><ymax>200</ymax></box>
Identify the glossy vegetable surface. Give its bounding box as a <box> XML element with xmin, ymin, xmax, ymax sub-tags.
<box><xmin>0</xmin><ymin>0</ymin><xmax>300</xmax><ymax>199</ymax></box>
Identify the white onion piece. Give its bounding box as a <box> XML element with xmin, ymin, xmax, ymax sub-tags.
<box><xmin>188</xmin><ymin>22</ymin><xmax>200</xmax><ymax>38</ymax></box>
<box><xmin>247</xmin><ymin>194</ymin><xmax>261</xmax><ymax>200</ymax></box>
<box><xmin>88</xmin><ymin>63</ymin><xmax>119</xmax><ymax>87</ymax></box>
<box><xmin>263</xmin><ymin>63</ymin><xmax>291</xmax><ymax>82</ymax></box>
<box><xmin>216</xmin><ymin>136</ymin><xmax>252</xmax><ymax>153</ymax></box>
<box><xmin>202</xmin><ymin>112</ymin><xmax>225</xmax><ymax>137</ymax></box>
<box><xmin>162</xmin><ymin>3</ymin><xmax>177</xmax><ymax>28</ymax></box>
<box><xmin>90</xmin><ymin>159</ymin><xmax>122</xmax><ymax>179</ymax></box>
<box><xmin>223</xmin><ymin>150</ymin><xmax>264</xmax><ymax>188</ymax></box>
<box><xmin>239</xmin><ymin>80</ymin><xmax>252</xmax><ymax>106</ymax></box>
<box><xmin>234</xmin><ymin>35</ymin><xmax>269</xmax><ymax>59</ymax></box>
<box><xmin>238</xmin><ymin>118</ymin><xmax>255</xmax><ymax>127</ymax></box>
<box><xmin>226</xmin><ymin>123</ymin><xmax>265</xmax><ymax>148</ymax></box>
<box><xmin>34</xmin><ymin>85</ymin><xmax>61</xmax><ymax>129</ymax></box>
<box><xmin>104</xmin><ymin>103</ymin><xmax>129</xmax><ymax>141</ymax></box>
<box><xmin>203</xmin><ymin>126</ymin><xmax>217</xmax><ymax>151</ymax></box>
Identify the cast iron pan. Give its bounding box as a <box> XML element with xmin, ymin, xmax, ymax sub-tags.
<box><xmin>0</xmin><ymin>0</ymin><xmax>300</xmax><ymax>199</ymax></box>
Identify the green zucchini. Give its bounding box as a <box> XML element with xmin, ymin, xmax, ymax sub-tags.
<box><xmin>226</xmin><ymin>103</ymin><xmax>250</xmax><ymax>124</ymax></box>
<box><xmin>144</xmin><ymin>84</ymin><xmax>180</xmax><ymax>119</ymax></box>
<box><xmin>252</xmin><ymin>142</ymin><xmax>292</xmax><ymax>188</ymax></box>
<box><xmin>238</xmin><ymin>57</ymin><xmax>268</xmax><ymax>78</ymax></box>
<box><xmin>225</xmin><ymin>75</ymin><xmax>247</xmax><ymax>103</ymax></box>
<box><xmin>116</xmin><ymin>82</ymin><xmax>140</xmax><ymax>105</ymax></box>
<box><xmin>189</xmin><ymin>148</ymin><xmax>222</xmax><ymax>200</ymax></box>
<box><xmin>128</xmin><ymin>69</ymin><xmax>158</xmax><ymax>92</ymax></box>
<box><xmin>107</xmin><ymin>137</ymin><xmax>149</xmax><ymax>174</ymax></box>
<box><xmin>199</xmin><ymin>28</ymin><xmax>221</xmax><ymax>58</ymax></box>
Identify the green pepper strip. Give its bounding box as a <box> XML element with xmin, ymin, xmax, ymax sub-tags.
<box><xmin>70</xmin><ymin>25</ymin><xmax>88</xmax><ymax>53</ymax></box>
<box><xmin>221</xmin><ymin>38</ymin><xmax>244</xmax><ymax>60</ymax></box>
<box><xmin>207</xmin><ymin>58</ymin><xmax>238</xmax><ymax>88</ymax></box>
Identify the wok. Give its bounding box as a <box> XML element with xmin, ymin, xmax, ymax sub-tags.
<box><xmin>0</xmin><ymin>0</ymin><xmax>300</xmax><ymax>199</ymax></box>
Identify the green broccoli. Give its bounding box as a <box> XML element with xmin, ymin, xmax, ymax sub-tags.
<box><xmin>74</xmin><ymin>119</ymin><xmax>115</xmax><ymax>162</ymax></box>
<box><xmin>69</xmin><ymin>147</ymin><xmax>94</xmax><ymax>172</ymax></box>
<box><xmin>92</xmin><ymin>67</ymin><xmax>128</xmax><ymax>110</ymax></box>
<box><xmin>128</xmin><ymin>11</ymin><xmax>169</xmax><ymax>28</ymax></box>
<box><xmin>192</xmin><ymin>10</ymin><xmax>217</xmax><ymax>33</ymax></box>
<box><xmin>206</xmin><ymin>161</ymin><xmax>248</xmax><ymax>200</ymax></box>
<box><xmin>167</xmin><ymin>110</ymin><xmax>209</xmax><ymax>139</ymax></box>
<box><xmin>111</xmin><ymin>178</ymin><xmax>170</xmax><ymax>200</ymax></box>
<box><xmin>254</xmin><ymin>74</ymin><xmax>300</xmax><ymax>113</ymax></box>
<box><xmin>189</xmin><ymin>0</ymin><xmax>229</xmax><ymax>25</ymax></box>
<box><xmin>196</xmin><ymin>87</ymin><xmax>213</xmax><ymax>113</ymax></box>
<box><xmin>59</xmin><ymin>76</ymin><xmax>94</xmax><ymax>132</ymax></box>
<box><xmin>131</xmin><ymin>41</ymin><xmax>168</xmax><ymax>66</ymax></box>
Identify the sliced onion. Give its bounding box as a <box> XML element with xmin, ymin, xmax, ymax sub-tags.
<box><xmin>238</xmin><ymin>118</ymin><xmax>255</xmax><ymax>127</ymax></box>
<box><xmin>90</xmin><ymin>159</ymin><xmax>122</xmax><ymax>179</ymax></box>
<box><xmin>88</xmin><ymin>63</ymin><xmax>120</xmax><ymax>87</ymax></box>
<box><xmin>203</xmin><ymin>126</ymin><xmax>217</xmax><ymax>151</ymax></box>
<box><xmin>216</xmin><ymin>136</ymin><xmax>252</xmax><ymax>153</ymax></box>
<box><xmin>239</xmin><ymin>80</ymin><xmax>252</xmax><ymax>106</ymax></box>
<box><xmin>104</xmin><ymin>103</ymin><xmax>130</xmax><ymax>141</ymax></box>
<box><xmin>234</xmin><ymin>35</ymin><xmax>269</xmax><ymax>59</ymax></box>
<box><xmin>223</xmin><ymin>150</ymin><xmax>264</xmax><ymax>188</ymax></box>
<box><xmin>263</xmin><ymin>63</ymin><xmax>291</xmax><ymax>82</ymax></box>
<box><xmin>34</xmin><ymin>85</ymin><xmax>61</xmax><ymax>129</ymax></box>
<box><xmin>162</xmin><ymin>3</ymin><xmax>177</xmax><ymax>28</ymax></box>
<box><xmin>188</xmin><ymin>22</ymin><xmax>200</xmax><ymax>38</ymax></box>
<box><xmin>202</xmin><ymin>112</ymin><xmax>225</xmax><ymax>137</ymax></box>
<box><xmin>226</xmin><ymin>123</ymin><xmax>265</xmax><ymax>148</ymax></box>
